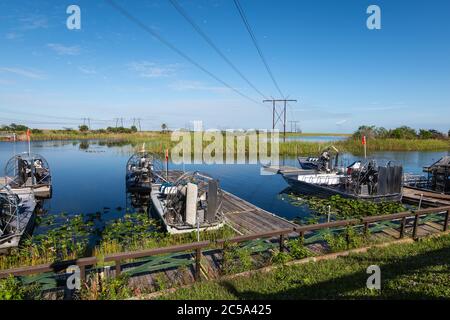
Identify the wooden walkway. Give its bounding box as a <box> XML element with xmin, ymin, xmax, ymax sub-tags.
<box><xmin>221</xmin><ymin>191</ymin><xmax>296</xmax><ymax>235</ymax></box>
<box><xmin>166</xmin><ymin>170</ymin><xmax>296</xmax><ymax>235</ymax></box>
<box><xmin>125</xmin><ymin>209</ymin><xmax>450</xmax><ymax>293</ymax></box>
<box><xmin>402</xmin><ymin>186</ymin><xmax>450</xmax><ymax>207</ymax></box>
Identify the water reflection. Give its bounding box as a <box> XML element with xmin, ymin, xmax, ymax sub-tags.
<box><xmin>0</xmin><ymin>140</ymin><xmax>448</xmax><ymax>228</ymax></box>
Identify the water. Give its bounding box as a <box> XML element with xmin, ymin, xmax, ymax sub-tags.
<box><xmin>0</xmin><ymin>140</ymin><xmax>448</xmax><ymax>229</ymax></box>
<box><xmin>283</xmin><ymin>135</ymin><xmax>348</xmax><ymax>142</ymax></box>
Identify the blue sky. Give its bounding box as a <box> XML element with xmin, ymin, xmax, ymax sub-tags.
<box><xmin>0</xmin><ymin>0</ymin><xmax>449</xmax><ymax>132</ymax></box>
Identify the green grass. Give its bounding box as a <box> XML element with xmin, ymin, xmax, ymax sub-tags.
<box><xmin>160</xmin><ymin>234</ymin><xmax>450</xmax><ymax>300</ymax></box>
<box><xmin>6</xmin><ymin>130</ymin><xmax>449</xmax><ymax>154</ymax></box>
<box><xmin>336</xmin><ymin>138</ymin><xmax>450</xmax><ymax>154</ymax></box>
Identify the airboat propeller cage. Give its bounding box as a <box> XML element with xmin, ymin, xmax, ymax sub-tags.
<box><xmin>168</xmin><ymin>171</ymin><xmax>221</xmax><ymax>226</ymax></box>
<box><xmin>0</xmin><ymin>185</ymin><xmax>20</xmax><ymax>240</ymax></box>
<box><xmin>4</xmin><ymin>152</ymin><xmax>51</xmax><ymax>188</ymax></box>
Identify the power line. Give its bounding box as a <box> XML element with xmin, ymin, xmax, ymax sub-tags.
<box><xmin>233</xmin><ymin>0</ymin><xmax>284</xmax><ymax>98</ymax></box>
<box><xmin>168</xmin><ymin>0</ymin><xmax>268</xmax><ymax>100</ymax></box>
<box><xmin>105</xmin><ymin>0</ymin><xmax>261</xmax><ymax>105</ymax></box>
<box><xmin>263</xmin><ymin>99</ymin><xmax>297</xmax><ymax>142</ymax></box>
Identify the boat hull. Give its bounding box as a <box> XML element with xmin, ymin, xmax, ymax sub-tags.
<box><xmin>283</xmin><ymin>175</ymin><xmax>402</xmax><ymax>202</ymax></box>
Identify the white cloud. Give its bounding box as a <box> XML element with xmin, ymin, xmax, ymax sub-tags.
<box><xmin>78</xmin><ymin>66</ymin><xmax>97</xmax><ymax>75</ymax></box>
<box><xmin>169</xmin><ymin>80</ymin><xmax>230</xmax><ymax>93</ymax></box>
<box><xmin>47</xmin><ymin>43</ymin><xmax>81</xmax><ymax>56</ymax></box>
<box><xmin>335</xmin><ymin>119</ymin><xmax>347</xmax><ymax>126</ymax></box>
<box><xmin>19</xmin><ymin>15</ymin><xmax>48</xmax><ymax>30</ymax></box>
<box><xmin>5</xmin><ymin>32</ymin><xmax>22</xmax><ymax>40</ymax></box>
<box><xmin>0</xmin><ymin>67</ymin><xmax>44</xmax><ymax>79</ymax></box>
<box><xmin>128</xmin><ymin>61</ymin><xmax>176</xmax><ymax>78</ymax></box>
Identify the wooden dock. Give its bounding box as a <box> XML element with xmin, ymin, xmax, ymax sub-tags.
<box><xmin>166</xmin><ymin>170</ymin><xmax>296</xmax><ymax>235</ymax></box>
<box><xmin>221</xmin><ymin>191</ymin><xmax>296</xmax><ymax>235</ymax></box>
<box><xmin>402</xmin><ymin>186</ymin><xmax>450</xmax><ymax>207</ymax></box>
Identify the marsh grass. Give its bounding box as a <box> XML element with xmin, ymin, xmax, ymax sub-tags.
<box><xmin>12</xmin><ymin>130</ymin><xmax>450</xmax><ymax>155</ymax></box>
<box><xmin>337</xmin><ymin>138</ymin><xmax>450</xmax><ymax>153</ymax></box>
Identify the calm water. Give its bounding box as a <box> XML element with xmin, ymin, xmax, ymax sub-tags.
<box><xmin>0</xmin><ymin>140</ymin><xmax>448</xmax><ymax>228</ymax></box>
<box><xmin>283</xmin><ymin>135</ymin><xmax>348</xmax><ymax>142</ymax></box>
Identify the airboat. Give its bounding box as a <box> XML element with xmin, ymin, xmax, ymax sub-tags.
<box><xmin>125</xmin><ymin>148</ymin><xmax>166</xmax><ymax>192</ymax></box>
<box><xmin>0</xmin><ymin>185</ymin><xmax>37</xmax><ymax>252</ymax></box>
<box><xmin>1</xmin><ymin>152</ymin><xmax>52</xmax><ymax>199</ymax></box>
<box><xmin>281</xmin><ymin>147</ymin><xmax>403</xmax><ymax>202</ymax></box>
<box><xmin>150</xmin><ymin>171</ymin><xmax>224</xmax><ymax>234</ymax></box>
<box><xmin>403</xmin><ymin>156</ymin><xmax>450</xmax><ymax>194</ymax></box>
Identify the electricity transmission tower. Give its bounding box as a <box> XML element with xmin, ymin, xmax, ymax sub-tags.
<box><xmin>289</xmin><ymin>120</ymin><xmax>299</xmax><ymax>133</ymax></box>
<box><xmin>263</xmin><ymin>99</ymin><xmax>297</xmax><ymax>142</ymax></box>
<box><xmin>132</xmin><ymin>118</ymin><xmax>142</xmax><ymax>131</ymax></box>
<box><xmin>82</xmin><ymin>117</ymin><xmax>91</xmax><ymax>129</ymax></box>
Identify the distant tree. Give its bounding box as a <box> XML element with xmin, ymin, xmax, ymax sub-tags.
<box><xmin>419</xmin><ymin>129</ymin><xmax>433</xmax><ymax>139</ymax></box>
<box><xmin>428</xmin><ymin>129</ymin><xmax>445</xmax><ymax>139</ymax></box>
<box><xmin>130</xmin><ymin>125</ymin><xmax>138</xmax><ymax>132</ymax></box>
<box><xmin>161</xmin><ymin>123</ymin><xmax>168</xmax><ymax>133</ymax></box>
<box><xmin>7</xmin><ymin>123</ymin><xmax>28</xmax><ymax>132</ymax></box>
<box><xmin>78</xmin><ymin>125</ymin><xmax>89</xmax><ymax>132</ymax></box>
<box><xmin>31</xmin><ymin>128</ymin><xmax>43</xmax><ymax>134</ymax></box>
<box><xmin>389</xmin><ymin>126</ymin><xmax>417</xmax><ymax>139</ymax></box>
<box><xmin>352</xmin><ymin>125</ymin><xmax>377</xmax><ymax>139</ymax></box>
<box><xmin>374</xmin><ymin>127</ymin><xmax>389</xmax><ymax>138</ymax></box>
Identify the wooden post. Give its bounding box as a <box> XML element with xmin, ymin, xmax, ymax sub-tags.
<box><xmin>279</xmin><ymin>234</ymin><xmax>285</xmax><ymax>252</ymax></box>
<box><xmin>363</xmin><ymin>222</ymin><xmax>369</xmax><ymax>236</ymax></box>
<box><xmin>298</xmin><ymin>231</ymin><xmax>304</xmax><ymax>245</ymax></box>
<box><xmin>79</xmin><ymin>265</ymin><xmax>86</xmax><ymax>282</ymax></box>
<box><xmin>399</xmin><ymin>216</ymin><xmax>407</xmax><ymax>239</ymax></box>
<box><xmin>412</xmin><ymin>213</ymin><xmax>420</xmax><ymax>239</ymax></box>
<box><xmin>115</xmin><ymin>260</ymin><xmax>121</xmax><ymax>276</ymax></box>
<box><xmin>195</xmin><ymin>248</ymin><xmax>202</xmax><ymax>281</ymax></box>
<box><xmin>444</xmin><ymin>210</ymin><xmax>449</xmax><ymax>232</ymax></box>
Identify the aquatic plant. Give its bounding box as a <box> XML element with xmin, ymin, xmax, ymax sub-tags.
<box><xmin>0</xmin><ymin>213</ymin><xmax>95</xmax><ymax>270</ymax></box>
<box><xmin>288</xmin><ymin>194</ymin><xmax>407</xmax><ymax>222</ymax></box>
<box><xmin>94</xmin><ymin>212</ymin><xmax>236</xmax><ymax>258</ymax></box>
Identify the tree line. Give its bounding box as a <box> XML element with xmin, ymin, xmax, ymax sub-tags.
<box><xmin>353</xmin><ymin>125</ymin><xmax>449</xmax><ymax>140</ymax></box>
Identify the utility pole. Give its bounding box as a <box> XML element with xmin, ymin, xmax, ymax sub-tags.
<box><xmin>263</xmin><ymin>99</ymin><xmax>297</xmax><ymax>142</ymax></box>
<box><xmin>82</xmin><ymin>117</ymin><xmax>90</xmax><ymax>130</ymax></box>
<box><xmin>289</xmin><ymin>120</ymin><xmax>299</xmax><ymax>133</ymax></box>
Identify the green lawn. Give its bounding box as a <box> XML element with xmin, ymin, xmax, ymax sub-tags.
<box><xmin>160</xmin><ymin>235</ymin><xmax>450</xmax><ymax>300</ymax></box>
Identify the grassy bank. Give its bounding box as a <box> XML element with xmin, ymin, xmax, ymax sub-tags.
<box><xmin>4</xmin><ymin>130</ymin><xmax>449</xmax><ymax>154</ymax></box>
<box><xmin>336</xmin><ymin>138</ymin><xmax>450</xmax><ymax>153</ymax></box>
<box><xmin>161</xmin><ymin>234</ymin><xmax>450</xmax><ymax>300</ymax></box>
